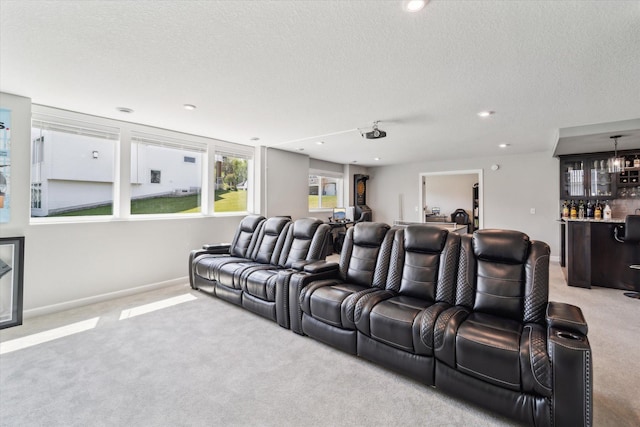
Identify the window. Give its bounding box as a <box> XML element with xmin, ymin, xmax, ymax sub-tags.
<box><xmin>309</xmin><ymin>174</ymin><xmax>343</xmax><ymax>210</ymax></box>
<box><xmin>131</xmin><ymin>133</ymin><xmax>204</xmax><ymax>215</ymax></box>
<box><xmin>30</xmin><ymin>106</ymin><xmax>256</xmax><ymax>221</ymax></box>
<box><xmin>30</xmin><ymin>117</ymin><xmax>118</xmax><ymax>217</ymax></box>
<box><xmin>214</xmin><ymin>152</ymin><xmax>250</xmax><ymax>213</ymax></box>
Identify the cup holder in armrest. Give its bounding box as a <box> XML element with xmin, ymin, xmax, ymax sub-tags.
<box><xmin>556</xmin><ymin>331</ymin><xmax>584</xmax><ymax>341</ymax></box>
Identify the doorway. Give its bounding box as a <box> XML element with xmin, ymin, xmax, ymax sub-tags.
<box><xmin>418</xmin><ymin>169</ymin><xmax>483</xmax><ymax>230</ymax></box>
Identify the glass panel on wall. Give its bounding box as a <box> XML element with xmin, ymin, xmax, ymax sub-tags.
<box><xmin>561</xmin><ymin>159</ymin><xmax>585</xmax><ymax>198</ymax></box>
<box><xmin>214</xmin><ymin>153</ymin><xmax>249</xmax><ymax>213</ymax></box>
<box><xmin>308</xmin><ymin>175</ymin><xmax>341</xmax><ymax>209</ymax></box>
<box><xmin>130</xmin><ymin>133</ymin><xmax>204</xmax><ymax>214</ymax></box>
<box><xmin>30</xmin><ymin>118</ymin><xmax>118</xmax><ymax>217</ymax></box>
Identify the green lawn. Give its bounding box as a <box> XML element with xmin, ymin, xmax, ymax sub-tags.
<box><xmin>308</xmin><ymin>195</ymin><xmax>338</xmax><ymax>210</ymax></box>
<box><xmin>50</xmin><ymin>190</ymin><xmax>247</xmax><ymax>216</ymax></box>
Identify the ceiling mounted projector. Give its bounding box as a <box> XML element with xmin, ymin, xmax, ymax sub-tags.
<box><xmin>363</xmin><ymin>121</ymin><xmax>387</xmax><ymax>139</ymax></box>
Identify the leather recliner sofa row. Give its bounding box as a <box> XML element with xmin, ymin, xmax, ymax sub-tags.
<box><xmin>190</xmin><ymin>217</ymin><xmax>592</xmax><ymax>427</ymax></box>
<box><xmin>189</xmin><ymin>215</ymin><xmax>331</xmax><ymax>329</ymax></box>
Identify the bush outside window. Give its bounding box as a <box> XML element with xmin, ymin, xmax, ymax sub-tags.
<box><xmin>214</xmin><ymin>153</ymin><xmax>249</xmax><ymax>213</ymax></box>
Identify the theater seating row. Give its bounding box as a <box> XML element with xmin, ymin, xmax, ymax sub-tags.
<box><xmin>190</xmin><ymin>216</ymin><xmax>592</xmax><ymax>427</ymax></box>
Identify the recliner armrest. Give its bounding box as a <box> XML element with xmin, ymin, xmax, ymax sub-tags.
<box><xmin>302</xmin><ymin>260</ymin><xmax>339</xmax><ymax>274</ymax></box>
<box><xmin>201</xmin><ymin>243</ymin><xmax>231</xmax><ymax>254</ymax></box>
<box><xmin>546</xmin><ymin>301</ymin><xmax>588</xmax><ymax>336</ymax></box>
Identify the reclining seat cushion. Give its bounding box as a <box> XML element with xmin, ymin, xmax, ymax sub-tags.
<box><xmin>217</xmin><ymin>217</ymin><xmax>290</xmax><ymax>289</ymax></box>
<box><xmin>366</xmin><ymin>227</ymin><xmax>450</xmax><ymax>353</ymax></box>
<box><xmin>454</xmin><ymin>230</ymin><xmax>530</xmax><ymax>391</ymax></box>
<box><xmin>193</xmin><ymin>215</ymin><xmax>265</xmax><ymax>281</ymax></box>
<box><xmin>300</xmin><ymin>223</ymin><xmax>392</xmax><ymax>330</ymax></box>
<box><xmin>241</xmin><ymin>218</ymin><xmax>327</xmax><ymax>301</ymax></box>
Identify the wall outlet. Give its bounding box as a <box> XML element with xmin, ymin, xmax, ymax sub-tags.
<box><xmin>530</xmin><ymin>208</ymin><xmax>536</xmax><ymax>214</ymax></box>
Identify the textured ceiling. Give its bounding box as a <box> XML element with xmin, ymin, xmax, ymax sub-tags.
<box><xmin>1</xmin><ymin>0</ymin><xmax>639</xmax><ymax>166</ymax></box>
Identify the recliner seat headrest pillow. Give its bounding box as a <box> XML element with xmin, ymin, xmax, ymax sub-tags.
<box><xmin>352</xmin><ymin>222</ymin><xmax>390</xmax><ymax>247</ymax></box>
<box><xmin>404</xmin><ymin>225</ymin><xmax>448</xmax><ymax>253</ymax></box>
<box><xmin>473</xmin><ymin>229</ymin><xmax>530</xmax><ymax>264</ymax></box>
<box><xmin>293</xmin><ymin>218</ymin><xmax>321</xmax><ymax>239</ymax></box>
<box><xmin>240</xmin><ymin>215</ymin><xmax>265</xmax><ymax>231</ymax></box>
<box><xmin>263</xmin><ymin>217</ymin><xmax>290</xmax><ymax>235</ymax></box>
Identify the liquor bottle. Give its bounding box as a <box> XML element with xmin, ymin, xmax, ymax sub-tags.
<box><xmin>594</xmin><ymin>201</ymin><xmax>602</xmax><ymax>220</ymax></box>
<box><xmin>578</xmin><ymin>200</ymin><xmax>585</xmax><ymax>219</ymax></box>
<box><xmin>603</xmin><ymin>203</ymin><xmax>612</xmax><ymax>220</ymax></box>
<box><xmin>570</xmin><ymin>201</ymin><xmax>577</xmax><ymax>219</ymax></box>
<box><xmin>586</xmin><ymin>200</ymin><xmax>593</xmax><ymax>218</ymax></box>
<box><xmin>562</xmin><ymin>201</ymin><xmax>569</xmax><ymax>219</ymax></box>
<box><xmin>634</xmin><ymin>155</ymin><xmax>640</xmax><ymax>168</ymax></box>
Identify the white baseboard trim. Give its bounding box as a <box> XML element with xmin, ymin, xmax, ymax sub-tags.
<box><xmin>23</xmin><ymin>277</ymin><xmax>189</xmax><ymax>319</ymax></box>
<box><xmin>550</xmin><ymin>255</ymin><xmax>560</xmax><ymax>263</ymax></box>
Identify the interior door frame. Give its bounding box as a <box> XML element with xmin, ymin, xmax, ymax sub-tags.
<box><xmin>418</xmin><ymin>169</ymin><xmax>483</xmax><ymax>229</ymax></box>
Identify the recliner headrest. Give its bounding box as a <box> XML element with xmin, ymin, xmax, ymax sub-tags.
<box><xmin>473</xmin><ymin>229</ymin><xmax>530</xmax><ymax>264</ymax></box>
<box><xmin>292</xmin><ymin>218</ymin><xmax>321</xmax><ymax>239</ymax></box>
<box><xmin>404</xmin><ymin>225</ymin><xmax>448</xmax><ymax>253</ymax></box>
<box><xmin>353</xmin><ymin>222</ymin><xmax>390</xmax><ymax>247</ymax></box>
<box><xmin>263</xmin><ymin>216</ymin><xmax>290</xmax><ymax>235</ymax></box>
<box><xmin>240</xmin><ymin>215</ymin><xmax>265</xmax><ymax>232</ymax></box>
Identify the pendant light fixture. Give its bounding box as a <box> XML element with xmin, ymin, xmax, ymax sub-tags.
<box><xmin>607</xmin><ymin>135</ymin><xmax>626</xmax><ymax>173</ymax></box>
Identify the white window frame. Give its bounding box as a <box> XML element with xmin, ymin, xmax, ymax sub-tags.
<box><xmin>30</xmin><ymin>105</ymin><xmax>255</xmax><ymax>223</ymax></box>
<box><xmin>308</xmin><ymin>169</ymin><xmax>344</xmax><ymax>212</ymax></box>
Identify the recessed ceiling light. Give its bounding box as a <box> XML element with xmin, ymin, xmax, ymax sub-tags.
<box><xmin>183</xmin><ymin>104</ymin><xmax>197</xmax><ymax>110</ymax></box>
<box><xmin>478</xmin><ymin>110</ymin><xmax>495</xmax><ymax>118</ymax></box>
<box><xmin>250</xmin><ymin>137</ymin><xmax>260</xmax><ymax>142</ymax></box>
<box><xmin>316</xmin><ymin>141</ymin><xmax>324</xmax><ymax>145</ymax></box>
<box><xmin>116</xmin><ymin>107</ymin><xmax>134</xmax><ymax>114</ymax></box>
<box><xmin>404</xmin><ymin>0</ymin><xmax>428</xmax><ymax>12</ymax></box>
<box><xmin>374</xmin><ymin>157</ymin><xmax>380</xmax><ymax>161</ymax></box>
<box><xmin>499</xmin><ymin>143</ymin><xmax>510</xmax><ymax>148</ymax></box>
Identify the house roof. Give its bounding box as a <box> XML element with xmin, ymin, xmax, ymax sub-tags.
<box><xmin>1</xmin><ymin>0</ymin><xmax>639</xmax><ymax>166</ymax></box>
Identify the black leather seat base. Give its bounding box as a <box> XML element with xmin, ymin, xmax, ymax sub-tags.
<box><xmin>242</xmin><ymin>292</ymin><xmax>277</xmax><ymax>322</ymax></box>
<box><xmin>435</xmin><ymin>361</ymin><xmax>550</xmax><ymax>427</ymax></box>
<box><xmin>358</xmin><ymin>333</ymin><xmax>434</xmax><ymax>385</ymax></box>
<box><xmin>214</xmin><ymin>282</ymin><xmax>242</xmax><ymax>306</ymax></box>
<box><xmin>368</xmin><ymin>295</ymin><xmax>432</xmax><ymax>353</ymax></box>
<box><xmin>456</xmin><ymin>312</ymin><xmax>522</xmax><ymax>391</ymax></box>
<box><xmin>302</xmin><ymin>314</ymin><xmax>357</xmax><ymax>354</ymax></box>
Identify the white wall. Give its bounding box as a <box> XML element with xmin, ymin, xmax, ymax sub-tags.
<box><xmin>368</xmin><ymin>153</ymin><xmax>561</xmax><ymax>256</ymax></box>
<box><xmin>1</xmin><ymin>92</ymin><xmax>245</xmax><ymax>316</ymax></box>
<box><xmin>423</xmin><ymin>173</ymin><xmax>477</xmax><ymax>220</ymax></box>
<box><xmin>262</xmin><ymin>147</ymin><xmax>310</xmax><ymax>220</ymax></box>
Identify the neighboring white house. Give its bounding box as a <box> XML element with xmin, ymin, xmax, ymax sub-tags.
<box><xmin>30</xmin><ymin>125</ymin><xmax>202</xmax><ymax>216</ymax></box>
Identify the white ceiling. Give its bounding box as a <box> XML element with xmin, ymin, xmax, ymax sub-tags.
<box><xmin>1</xmin><ymin>0</ymin><xmax>639</xmax><ymax>166</ymax></box>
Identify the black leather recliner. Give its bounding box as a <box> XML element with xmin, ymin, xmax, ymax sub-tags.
<box><xmin>239</xmin><ymin>218</ymin><xmax>330</xmax><ymax>328</ymax></box>
<box><xmin>190</xmin><ymin>215</ymin><xmax>331</xmax><ymax>329</ymax></box>
<box><xmin>190</xmin><ymin>214</ymin><xmax>266</xmax><ymax>294</ymax></box>
<box><xmin>214</xmin><ymin>216</ymin><xmax>292</xmax><ymax>305</ymax></box>
<box><xmin>433</xmin><ymin>230</ymin><xmax>592</xmax><ymax>427</ymax></box>
<box><xmin>295</xmin><ymin>222</ymin><xmax>394</xmax><ymax>354</ymax></box>
<box><xmin>354</xmin><ymin>225</ymin><xmax>460</xmax><ymax>385</ymax></box>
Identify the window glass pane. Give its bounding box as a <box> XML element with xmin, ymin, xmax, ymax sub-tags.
<box><xmin>214</xmin><ymin>154</ymin><xmax>249</xmax><ymax>213</ymax></box>
<box><xmin>30</xmin><ymin>122</ymin><xmax>117</xmax><ymax>217</ymax></box>
<box><xmin>131</xmin><ymin>140</ymin><xmax>203</xmax><ymax>214</ymax></box>
<box><xmin>309</xmin><ymin>174</ymin><xmax>342</xmax><ymax>209</ymax></box>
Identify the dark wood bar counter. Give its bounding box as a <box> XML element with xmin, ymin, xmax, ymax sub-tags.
<box><xmin>565</xmin><ymin>219</ymin><xmax>640</xmax><ymax>290</ymax></box>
